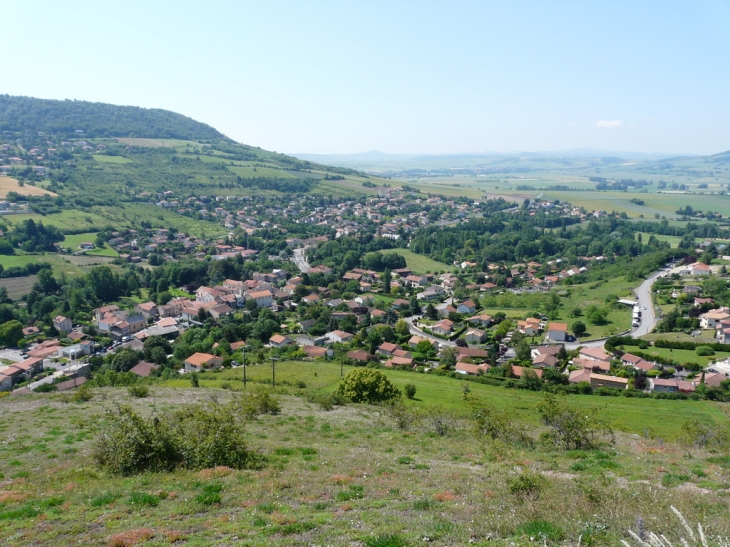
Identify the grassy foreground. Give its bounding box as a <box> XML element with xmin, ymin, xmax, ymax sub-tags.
<box><xmin>1</xmin><ymin>382</ymin><xmax>729</xmax><ymax>547</ymax></box>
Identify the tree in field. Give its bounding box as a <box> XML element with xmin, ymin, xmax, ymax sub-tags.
<box><xmin>404</xmin><ymin>383</ymin><xmax>417</xmax><ymax>399</ymax></box>
<box><xmin>571</xmin><ymin>320</ymin><xmax>587</xmax><ymax>337</ymax></box>
<box><xmin>336</xmin><ymin>368</ymin><xmax>401</xmax><ymax>404</ymax></box>
<box><xmin>0</xmin><ymin>320</ymin><xmax>24</xmax><ymax>347</ymax></box>
<box><xmin>382</xmin><ymin>268</ymin><xmax>392</xmax><ymax>292</ymax></box>
<box><xmin>425</xmin><ymin>303</ymin><xmax>438</xmax><ymax>320</ymax></box>
<box><xmin>440</xmin><ymin>346</ymin><xmax>458</xmax><ymax>369</ymax></box>
<box><xmin>395</xmin><ymin>319</ymin><xmax>410</xmax><ymax>337</ymax></box>
<box><xmin>112</xmin><ymin>349</ymin><xmax>141</xmax><ymax>373</ymax></box>
<box><xmin>515</xmin><ymin>340</ymin><xmax>532</xmax><ymax>362</ymax></box>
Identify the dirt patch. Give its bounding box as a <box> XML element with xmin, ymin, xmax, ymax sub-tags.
<box><xmin>0</xmin><ymin>176</ymin><xmax>57</xmax><ymax>198</ymax></box>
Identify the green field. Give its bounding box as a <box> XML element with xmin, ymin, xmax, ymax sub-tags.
<box><xmin>2</xmin><ymin>369</ymin><xmax>730</xmax><ymax>546</ymax></box>
<box><xmin>2</xmin><ymin>210</ymin><xmax>114</xmax><ymax>232</ymax></box>
<box><xmin>91</xmin><ymin>155</ymin><xmax>133</xmax><ymax>164</ymax></box>
<box><xmin>375</xmin><ymin>248</ymin><xmax>452</xmax><ymax>275</ymax></box>
<box><xmin>0</xmin><ymin>252</ymin><xmax>117</xmax><ymax>278</ymax></box>
<box><xmin>160</xmin><ymin>361</ymin><xmax>724</xmax><ymax>440</ymax></box>
<box><xmin>61</xmin><ymin>233</ymin><xmax>118</xmax><ymax>257</ymax></box>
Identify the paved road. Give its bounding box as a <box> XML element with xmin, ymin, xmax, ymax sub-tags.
<box><xmin>564</xmin><ymin>269</ymin><xmax>664</xmax><ymax>350</ymax></box>
<box><xmin>405</xmin><ymin>316</ymin><xmax>455</xmax><ymax>347</ymax></box>
<box><xmin>631</xmin><ymin>270</ymin><xmax>663</xmax><ymax>337</ymax></box>
<box><xmin>292</xmin><ymin>247</ymin><xmax>311</xmax><ymax>273</ymax></box>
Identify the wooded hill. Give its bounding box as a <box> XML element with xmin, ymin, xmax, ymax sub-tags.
<box><xmin>0</xmin><ymin>95</ymin><xmax>227</xmax><ymax>141</ymax></box>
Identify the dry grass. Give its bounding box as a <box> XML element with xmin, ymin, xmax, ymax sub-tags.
<box><xmin>0</xmin><ymin>176</ymin><xmax>57</xmax><ymax>198</ymax></box>
<box><xmin>0</xmin><ymin>388</ymin><xmax>728</xmax><ymax>546</ymax></box>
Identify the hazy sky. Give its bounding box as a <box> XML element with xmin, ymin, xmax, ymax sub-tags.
<box><xmin>3</xmin><ymin>1</ymin><xmax>729</xmax><ymax>155</ymax></box>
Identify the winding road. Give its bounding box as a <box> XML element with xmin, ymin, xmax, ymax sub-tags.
<box><xmin>565</xmin><ymin>268</ymin><xmax>663</xmax><ymax>349</ymax></box>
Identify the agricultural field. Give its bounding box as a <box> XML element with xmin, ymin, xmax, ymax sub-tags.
<box><xmin>91</xmin><ymin>155</ymin><xmax>133</xmax><ymax>164</ymax></box>
<box><xmin>0</xmin><ymin>176</ymin><xmax>56</xmax><ymax>198</ymax></box>
<box><xmin>1</xmin><ymin>379</ymin><xmax>729</xmax><ymax>546</ymax></box>
<box><xmin>0</xmin><ymin>274</ymin><xmax>38</xmax><ymax>299</ymax></box>
<box><xmin>375</xmin><ymin>249</ymin><xmax>451</xmax><ymax>275</ymax></box>
<box><xmin>2</xmin><ymin>210</ymin><xmax>112</xmax><ymax>232</ymax></box>
<box><xmin>116</xmin><ymin>137</ymin><xmax>199</xmax><ymax>148</ymax></box>
<box><xmin>0</xmin><ymin>253</ymin><xmax>116</xmax><ymax>280</ymax></box>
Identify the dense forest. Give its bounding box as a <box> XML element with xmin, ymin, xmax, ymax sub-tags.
<box><xmin>0</xmin><ymin>95</ymin><xmax>227</xmax><ymax>140</ymax></box>
<box><xmin>410</xmin><ymin>215</ymin><xmax>670</xmax><ymax>266</ymax></box>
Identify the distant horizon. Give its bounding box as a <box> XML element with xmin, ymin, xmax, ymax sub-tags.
<box><xmin>289</xmin><ymin>148</ymin><xmax>708</xmax><ymax>159</ymax></box>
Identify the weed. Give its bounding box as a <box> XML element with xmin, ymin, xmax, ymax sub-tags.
<box><xmin>515</xmin><ymin>519</ymin><xmax>565</xmax><ymax>542</ymax></box>
<box><xmin>89</xmin><ymin>492</ymin><xmax>120</xmax><ymax>506</ymax></box>
<box><xmin>127</xmin><ymin>492</ymin><xmax>159</xmax><ymax>507</ymax></box>
<box><xmin>336</xmin><ymin>485</ymin><xmax>364</xmax><ymax>501</ymax></box>
<box><xmin>257</xmin><ymin>502</ymin><xmax>275</xmax><ymax>513</ymax></box>
<box><xmin>397</xmin><ymin>456</ymin><xmax>413</xmax><ymax>465</ymax></box>
<box><xmin>364</xmin><ymin>534</ymin><xmax>410</xmax><ymax>547</ymax></box>
<box><xmin>252</xmin><ymin>516</ymin><xmax>268</xmax><ymax>527</ymax></box>
<box><xmin>195</xmin><ymin>483</ymin><xmax>223</xmax><ymax>505</ymax></box>
<box><xmin>412</xmin><ymin>499</ymin><xmax>433</xmax><ymax>510</ymax></box>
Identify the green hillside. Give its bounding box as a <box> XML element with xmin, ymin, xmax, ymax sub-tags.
<box><xmin>0</xmin><ymin>95</ymin><xmax>226</xmax><ymax>141</ymax></box>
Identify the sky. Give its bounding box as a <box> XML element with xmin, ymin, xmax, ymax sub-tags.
<box><xmin>2</xmin><ymin>1</ymin><xmax>729</xmax><ymax>155</ymax></box>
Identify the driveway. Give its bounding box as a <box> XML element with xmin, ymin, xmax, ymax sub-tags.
<box><xmin>405</xmin><ymin>316</ymin><xmax>455</xmax><ymax>347</ymax></box>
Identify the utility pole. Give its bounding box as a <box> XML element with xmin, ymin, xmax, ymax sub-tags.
<box><xmin>271</xmin><ymin>356</ymin><xmax>277</xmax><ymax>387</ymax></box>
<box><xmin>242</xmin><ymin>346</ymin><xmax>247</xmax><ymax>389</ymax></box>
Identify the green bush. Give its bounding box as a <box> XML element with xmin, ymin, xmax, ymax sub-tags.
<box><xmin>507</xmin><ymin>470</ymin><xmax>548</xmax><ymax>499</ymax></box>
<box><xmin>404</xmin><ymin>383</ymin><xmax>417</xmax><ymax>399</ymax></box>
<box><xmin>537</xmin><ymin>393</ymin><xmax>614</xmax><ymax>450</ymax></box>
<box><xmin>306</xmin><ymin>390</ymin><xmax>348</xmax><ymax>411</ymax></box>
<box><xmin>239</xmin><ymin>389</ymin><xmax>281</xmax><ymax>417</ymax></box>
<box><xmin>695</xmin><ymin>345</ymin><xmax>715</xmax><ymax>356</ymax></box>
<box><xmin>71</xmin><ymin>384</ymin><xmax>93</xmax><ymax>402</ymax></box>
<box><xmin>93</xmin><ymin>401</ymin><xmax>255</xmax><ymax>475</ymax></box>
<box><xmin>127</xmin><ymin>384</ymin><xmax>150</xmax><ymax>398</ymax></box>
<box><xmin>336</xmin><ymin>368</ymin><xmax>401</xmax><ymax>404</ymax></box>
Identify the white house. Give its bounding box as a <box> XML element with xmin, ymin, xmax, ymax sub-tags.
<box><xmin>700</xmin><ymin>308</ymin><xmax>730</xmax><ymax>329</ymax></box>
<box><xmin>325</xmin><ymin>330</ymin><xmax>354</xmax><ymax>344</ymax></box>
<box><xmin>245</xmin><ymin>290</ymin><xmax>273</xmax><ymax>308</ymax></box>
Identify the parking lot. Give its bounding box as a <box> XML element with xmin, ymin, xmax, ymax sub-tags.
<box><xmin>0</xmin><ymin>348</ymin><xmax>25</xmax><ymax>363</ymax></box>
<box><xmin>707</xmin><ymin>360</ymin><xmax>730</xmax><ymax>376</ymax></box>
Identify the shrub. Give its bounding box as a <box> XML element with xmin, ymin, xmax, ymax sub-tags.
<box><xmin>537</xmin><ymin>393</ymin><xmax>614</xmax><ymax>450</ymax></box>
<box><xmin>385</xmin><ymin>400</ymin><xmax>420</xmax><ymax>430</ymax></box>
<box><xmin>404</xmin><ymin>383</ymin><xmax>417</xmax><ymax>399</ymax></box>
<box><xmin>127</xmin><ymin>384</ymin><xmax>149</xmax><ymax>398</ymax></box>
<box><xmin>695</xmin><ymin>345</ymin><xmax>715</xmax><ymax>356</ymax></box>
<box><xmin>93</xmin><ymin>402</ymin><xmax>255</xmax><ymax>475</ymax></box>
<box><xmin>336</xmin><ymin>368</ymin><xmax>401</xmax><ymax>404</ymax></box>
<box><xmin>306</xmin><ymin>390</ymin><xmax>347</xmax><ymax>411</ymax></box>
<box><xmin>71</xmin><ymin>384</ymin><xmax>93</xmax><ymax>402</ymax></box>
<box><xmin>469</xmin><ymin>398</ymin><xmax>534</xmax><ymax>448</ymax></box>
<box><xmin>33</xmin><ymin>383</ymin><xmax>58</xmax><ymax>393</ymax></box>
<box><xmin>507</xmin><ymin>470</ymin><xmax>548</xmax><ymax>499</ymax></box>
<box><xmin>679</xmin><ymin>419</ymin><xmax>730</xmax><ymax>450</ymax></box>
<box><xmin>238</xmin><ymin>389</ymin><xmax>281</xmax><ymax>417</ymax></box>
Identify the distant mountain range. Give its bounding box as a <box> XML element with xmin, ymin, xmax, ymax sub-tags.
<box><xmin>292</xmin><ymin>148</ymin><xmax>694</xmax><ymax>168</ymax></box>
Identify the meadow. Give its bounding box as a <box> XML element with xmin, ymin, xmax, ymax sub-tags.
<box><xmin>61</xmin><ymin>233</ymin><xmax>118</xmax><ymax>257</ymax></box>
<box><xmin>0</xmin><ymin>380</ymin><xmax>729</xmax><ymax>546</ymax></box>
<box><xmin>0</xmin><ymin>176</ymin><xmax>56</xmax><ymax>198</ymax></box>
<box><xmin>374</xmin><ymin>249</ymin><xmax>452</xmax><ymax>275</ymax></box>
